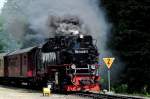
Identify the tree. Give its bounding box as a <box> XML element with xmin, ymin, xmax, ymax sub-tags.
<box><xmin>0</xmin><ymin>16</ymin><xmax>5</xmax><ymax>52</ymax></box>
<box><xmin>101</xmin><ymin>0</ymin><xmax>150</xmax><ymax>93</ymax></box>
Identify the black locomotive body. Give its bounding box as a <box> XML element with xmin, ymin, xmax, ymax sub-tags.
<box><xmin>0</xmin><ymin>34</ymin><xmax>100</xmax><ymax>92</ymax></box>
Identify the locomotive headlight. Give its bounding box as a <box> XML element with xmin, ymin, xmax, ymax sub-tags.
<box><xmin>71</xmin><ymin>64</ymin><xmax>76</xmax><ymax>69</ymax></box>
<box><xmin>80</xmin><ymin>34</ymin><xmax>84</xmax><ymax>38</ymax></box>
<box><xmin>91</xmin><ymin>65</ymin><xmax>96</xmax><ymax>69</ymax></box>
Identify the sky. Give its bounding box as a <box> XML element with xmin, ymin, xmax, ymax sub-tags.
<box><xmin>0</xmin><ymin>0</ymin><xmax>7</xmax><ymax>13</ymax></box>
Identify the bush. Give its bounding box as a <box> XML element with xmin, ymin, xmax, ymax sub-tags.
<box><xmin>113</xmin><ymin>84</ymin><xmax>128</xmax><ymax>93</ymax></box>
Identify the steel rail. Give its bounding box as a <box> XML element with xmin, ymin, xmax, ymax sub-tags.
<box><xmin>74</xmin><ymin>92</ymin><xmax>144</xmax><ymax>99</ymax></box>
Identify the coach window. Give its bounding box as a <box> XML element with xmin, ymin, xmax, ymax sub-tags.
<box><xmin>24</xmin><ymin>55</ymin><xmax>27</xmax><ymax>65</ymax></box>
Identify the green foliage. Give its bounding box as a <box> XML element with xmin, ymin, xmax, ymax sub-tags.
<box><xmin>99</xmin><ymin>78</ymin><xmax>106</xmax><ymax>85</ymax></box>
<box><xmin>0</xmin><ymin>15</ymin><xmax>7</xmax><ymax>52</ymax></box>
<box><xmin>113</xmin><ymin>84</ymin><xmax>128</xmax><ymax>93</ymax></box>
<box><xmin>101</xmin><ymin>0</ymin><xmax>150</xmax><ymax>93</ymax></box>
<box><xmin>0</xmin><ymin>16</ymin><xmax>4</xmax><ymax>32</ymax></box>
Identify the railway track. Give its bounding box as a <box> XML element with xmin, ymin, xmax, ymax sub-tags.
<box><xmin>0</xmin><ymin>84</ymin><xmax>145</xmax><ymax>99</ymax></box>
<box><xmin>75</xmin><ymin>92</ymin><xmax>144</xmax><ymax>99</ymax></box>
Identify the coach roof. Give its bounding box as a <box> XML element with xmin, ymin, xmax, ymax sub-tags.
<box><xmin>0</xmin><ymin>53</ymin><xmax>8</xmax><ymax>57</ymax></box>
<box><xmin>6</xmin><ymin>47</ymin><xmax>36</xmax><ymax>56</ymax></box>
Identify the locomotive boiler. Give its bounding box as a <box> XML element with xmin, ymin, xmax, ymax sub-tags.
<box><xmin>0</xmin><ymin>33</ymin><xmax>100</xmax><ymax>92</ymax></box>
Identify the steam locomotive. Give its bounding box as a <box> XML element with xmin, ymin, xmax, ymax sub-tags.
<box><xmin>0</xmin><ymin>33</ymin><xmax>100</xmax><ymax>92</ymax></box>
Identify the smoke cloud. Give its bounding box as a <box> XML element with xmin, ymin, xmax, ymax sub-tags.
<box><xmin>2</xmin><ymin>0</ymin><xmax>109</xmax><ymax>47</ymax></box>
<box><xmin>1</xmin><ymin>0</ymin><xmax>123</xmax><ymax>87</ymax></box>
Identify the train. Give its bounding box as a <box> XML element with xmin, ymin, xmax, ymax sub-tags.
<box><xmin>0</xmin><ymin>33</ymin><xmax>101</xmax><ymax>92</ymax></box>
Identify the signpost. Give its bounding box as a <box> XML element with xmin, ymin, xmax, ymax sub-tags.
<box><xmin>103</xmin><ymin>58</ymin><xmax>115</xmax><ymax>92</ymax></box>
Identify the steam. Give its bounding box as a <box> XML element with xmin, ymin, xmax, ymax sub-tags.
<box><xmin>2</xmin><ymin>0</ymin><xmax>108</xmax><ymax>47</ymax></box>
<box><xmin>0</xmin><ymin>0</ymin><xmax>6</xmax><ymax>13</ymax></box>
<box><xmin>1</xmin><ymin>0</ymin><xmax>123</xmax><ymax>87</ymax></box>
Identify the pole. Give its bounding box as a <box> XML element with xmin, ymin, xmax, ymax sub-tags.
<box><xmin>108</xmin><ymin>69</ymin><xmax>110</xmax><ymax>92</ymax></box>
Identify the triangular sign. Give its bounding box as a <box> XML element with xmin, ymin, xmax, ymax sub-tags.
<box><xmin>103</xmin><ymin>58</ymin><xmax>115</xmax><ymax>69</ymax></box>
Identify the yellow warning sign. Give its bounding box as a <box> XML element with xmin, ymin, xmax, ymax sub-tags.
<box><xmin>103</xmin><ymin>58</ymin><xmax>115</xmax><ymax>69</ymax></box>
